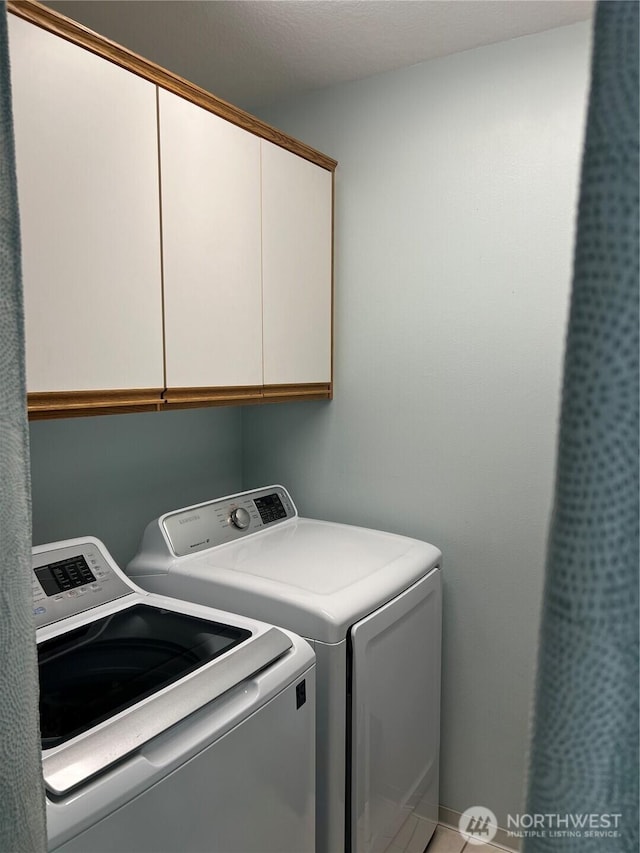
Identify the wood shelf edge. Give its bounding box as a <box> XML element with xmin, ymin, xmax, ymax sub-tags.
<box><xmin>27</xmin><ymin>389</ymin><xmax>164</xmax><ymax>419</ymax></box>
<box><xmin>163</xmin><ymin>386</ymin><xmax>265</xmax><ymax>408</ymax></box>
<box><xmin>26</xmin><ymin>383</ymin><xmax>332</xmax><ymax>418</ymax></box>
<box><xmin>164</xmin><ymin>383</ymin><xmax>332</xmax><ymax>409</ymax></box>
<box><xmin>261</xmin><ymin>383</ymin><xmax>332</xmax><ymax>403</ymax></box>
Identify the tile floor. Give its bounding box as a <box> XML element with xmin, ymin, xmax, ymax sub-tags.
<box><xmin>425</xmin><ymin>824</ymin><xmax>511</xmax><ymax>853</ymax></box>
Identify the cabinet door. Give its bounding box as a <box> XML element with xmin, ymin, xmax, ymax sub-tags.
<box><xmin>9</xmin><ymin>15</ymin><xmax>163</xmax><ymax>394</ymax></box>
<box><xmin>261</xmin><ymin>141</ymin><xmax>333</xmax><ymax>386</ymax></box>
<box><xmin>159</xmin><ymin>89</ymin><xmax>263</xmax><ymax>392</ymax></box>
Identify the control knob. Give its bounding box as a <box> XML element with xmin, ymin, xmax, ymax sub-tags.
<box><xmin>229</xmin><ymin>507</ymin><xmax>251</xmax><ymax>530</ymax></box>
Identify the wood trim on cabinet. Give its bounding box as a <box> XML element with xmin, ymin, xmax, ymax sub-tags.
<box><xmin>7</xmin><ymin>0</ymin><xmax>337</xmax><ymax>172</ymax></box>
<box><xmin>262</xmin><ymin>383</ymin><xmax>332</xmax><ymax>403</ymax></box>
<box><xmin>163</xmin><ymin>384</ymin><xmax>332</xmax><ymax>410</ymax></box>
<box><xmin>163</xmin><ymin>386</ymin><xmax>265</xmax><ymax>409</ymax></box>
<box><xmin>27</xmin><ymin>385</ymin><xmax>332</xmax><ymax>418</ymax></box>
<box><xmin>27</xmin><ymin>389</ymin><xmax>165</xmax><ymax>420</ymax></box>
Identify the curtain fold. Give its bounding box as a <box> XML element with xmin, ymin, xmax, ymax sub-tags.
<box><xmin>0</xmin><ymin>2</ymin><xmax>47</xmax><ymax>850</ymax></box>
<box><xmin>525</xmin><ymin>2</ymin><xmax>639</xmax><ymax>852</ymax></box>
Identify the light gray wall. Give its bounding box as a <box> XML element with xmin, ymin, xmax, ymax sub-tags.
<box><xmin>30</xmin><ymin>407</ymin><xmax>243</xmax><ymax>567</ymax></box>
<box><xmin>243</xmin><ymin>23</ymin><xmax>592</xmax><ymax>827</ymax></box>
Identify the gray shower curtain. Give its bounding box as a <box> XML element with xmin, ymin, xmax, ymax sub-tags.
<box><xmin>525</xmin><ymin>2</ymin><xmax>639</xmax><ymax>852</ymax></box>
<box><xmin>0</xmin><ymin>2</ymin><xmax>47</xmax><ymax>850</ymax></box>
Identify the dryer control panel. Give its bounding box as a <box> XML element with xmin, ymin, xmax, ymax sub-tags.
<box><xmin>32</xmin><ymin>539</ymin><xmax>132</xmax><ymax>629</ymax></box>
<box><xmin>162</xmin><ymin>485</ymin><xmax>297</xmax><ymax>557</ymax></box>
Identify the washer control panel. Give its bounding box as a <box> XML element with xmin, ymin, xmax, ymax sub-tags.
<box><xmin>163</xmin><ymin>485</ymin><xmax>296</xmax><ymax>557</ymax></box>
<box><xmin>32</xmin><ymin>540</ymin><xmax>132</xmax><ymax>629</ymax></box>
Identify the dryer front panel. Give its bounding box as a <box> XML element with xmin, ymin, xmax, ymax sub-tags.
<box><xmin>349</xmin><ymin>569</ymin><xmax>442</xmax><ymax>853</ymax></box>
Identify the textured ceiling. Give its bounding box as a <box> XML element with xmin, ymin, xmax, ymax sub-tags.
<box><xmin>46</xmin><ymin>1</ymin><xmax>595</xmax><ymax>111</ymax></box>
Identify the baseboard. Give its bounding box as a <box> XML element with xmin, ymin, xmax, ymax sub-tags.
<box><xmin>438</xmin><ymin>805</ymin><xmax>521</xmax><ymax>852</ymax></box>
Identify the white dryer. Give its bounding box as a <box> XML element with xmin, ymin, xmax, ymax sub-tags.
<box><xmin>128</xmin><ymin>486</ymin><xmax>442</xmax><ymax>853</ymax></box>
<box><xmin>32</xmin><ymin>536</ymin><xmax>315</xmax><ymax>852</ymax></box>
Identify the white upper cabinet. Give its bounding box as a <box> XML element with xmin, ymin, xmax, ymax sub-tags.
<box><xmin>158</xmin><ymin>89</ymin><xmax>263</xmax><ymax>389</ymax></box>
<box><xmin>9</xmin><ymin>15</ymin><xmax>163</xmax><ymax>393</ymax></box>
<box><xmin>8</xmin><ymin>5</ymin><xmax>335</xmax><ymax>417</ymax></box>
<box><xmin>261</xmin><ymin>141</ymin><xmax>333</xmax><ymax>386</ymax></box>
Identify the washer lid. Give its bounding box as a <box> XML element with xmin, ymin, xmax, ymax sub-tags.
<box><xmin>33</xmin><ymin>537</ymin><xmax>294</xmax><ymax>796</ymax></box>
<box><xmin>39</xmin><ymin>603</ymin><xmax>252</xmax><ymax>753</ymax></box>
<box><xmin>167</xmin><ymin>519</ymin><xmax>442</xmax><ymax>643</ymax></box>
<box><xmin>40</xmin><ymin>602</ymin><xmax>291</xmax><ymax>796</ymax></box>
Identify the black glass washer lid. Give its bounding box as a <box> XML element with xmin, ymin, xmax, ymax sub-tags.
<box><xmin>39</xmin><ymin>604</ymin><xmax>251</xmax><ymax>749</ymax></box>
<box><xmin>39</xmin><ymin>601</ymin><xmax>292</xmax><ymax>796</ymax></box>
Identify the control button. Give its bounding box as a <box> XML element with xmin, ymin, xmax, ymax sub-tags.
<box><xmin>229</xmin><ymin>507</ymin><xmax>251</xmax><ymax>530</ymax></box>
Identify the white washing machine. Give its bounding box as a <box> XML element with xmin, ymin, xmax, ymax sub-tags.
<box><xmin>32</xmin><ymin>536</ymin><xmax>315</xmax><ymax>853</ymax></box>
<box><xmin>127</xmin><ymin>486</ymin><xmax>442</xmax><ymax>853</ymax></box>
